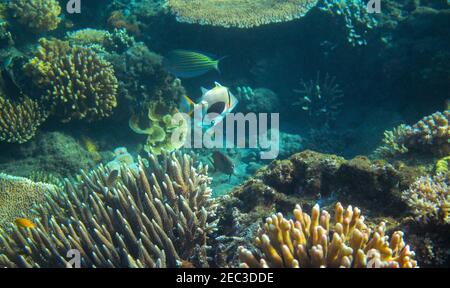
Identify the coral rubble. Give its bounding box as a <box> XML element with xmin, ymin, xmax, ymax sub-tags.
<box><xmin>239</xmin><ymin>202</ymin><xmax>417</xmax><ymax>268</ymax></box>
<box><xmin>0</xmin><ymin>152</ymin><xmax>217</xmax><ymax>268</ymax></box>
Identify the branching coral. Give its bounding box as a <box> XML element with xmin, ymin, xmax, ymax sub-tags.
<box><xmin>319</xmin><ymin>0</ymin><xmax>377</xmax><ymax>46</ymax></box>
<box><xmin>0</xmin><ymin>173</ymin><xmax>53</xmax><ymax>230</ymax></box>
<box><xmin>167</xmin><ymin>0</ymin><xmax>318</xmax><ymax>28</ymax></box>
<box><xmin>0</xmin><ymin>96</ymin><xmax>48</xmax><ymax>143</ymax></box>
<box><xmin>402</xmin><ymin>173</ymin><xmax>449</xmax><ymax>225</ymax></box>
<box><xmin>9</xmin><ymin>0</ymin><xmax>61</xmax><ymax>33</ymax></box>
<box><xmin>293</xmin><ymin>72</ymin><xmax>344</xmax><ymax>125</ymax></box>
<box><xmin>0</xmin><ymin>152</ymin><xmax>217</xmax><ymax>268</ymax></box>
<box><xmin>375</xmin><ymin>111</ymin><xmax>450</xmax><ymax>157</ymax></box>
<box><xmin>239</xmin><ymin>202</ymin><xmax>418</xmax><ymax>268</ymax></box>
<box><xmin>24</xmin><ymin>38</ymin><xmax>118</xmax><ymax>122</ymax></box>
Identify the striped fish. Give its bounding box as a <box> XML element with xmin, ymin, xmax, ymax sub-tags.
<box><xmin>163</xmin><ymin>50</ymin><xmax>225</xmax><ymax>78</ymax></box>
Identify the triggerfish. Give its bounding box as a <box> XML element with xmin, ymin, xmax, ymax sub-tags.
<box><xmin>15</xmin><ymin>218</ymin><xmax>35</xmax><ymax>229</ymax></box>
<box><xmin>163</xmin><ymin>50</ymin><xmax>226</xmax><ymax>78</ymax></box>
<box><xmin>180</xmin><ymin>82</ymin><xmax>238</xmax><ymax>128</ymax></box>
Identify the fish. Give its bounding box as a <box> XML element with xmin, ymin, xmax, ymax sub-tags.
<box><xmin>106</xmin><ymin>169</ymin><xmax>120</xmax><ymax>188</ymax></box>
<box><xmin>180</xmin><ymin>82</ymin><xmax>238</xmax><ymax>129</ymax></box>
<box><xmin>210</xmin><ymin>151</ymin><xmax>234</xmax><ymax>180</ymax></box>
<box><xmin>163</xmin><ymin>50</ymin><xmax>226</xmax><ymax>78</ymax></box>
<box><xmin>15</xmin><ymin>218</ymin><xmax>35</xmax><ymax>229</ymax></box>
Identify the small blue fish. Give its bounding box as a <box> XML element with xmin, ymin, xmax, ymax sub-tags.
<box><xmin>163</xmin><ymin>50</ymin><xmax>226</xmax><ymax>78</ymax></box>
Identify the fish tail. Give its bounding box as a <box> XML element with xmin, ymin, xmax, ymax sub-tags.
<box><xmin>181</xmin><ymin>95</ymin><xmax>195</xmax><ymax>115</ymax></box>
<box><xmin>214</xmin><ymin>56</ymin><xmax>228</xmax><ymax>73</ymax></box>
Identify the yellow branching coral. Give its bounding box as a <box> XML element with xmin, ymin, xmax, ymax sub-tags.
<box><xmin>435</xmin><ymin>155</ymin><xmax>450</xmax><ymax>175</ymax></box>
<box><xmin>0</xmin><ymin>152</ymin><xmax>217</xmax><ymax>268</ymax></box>
<box><xmin>0</xmin><ymin>96</ymin><xmax>48</xmax><ymax>143</ymax></box>
<box><xmin>403</xmin><ymin>174</ymin><xmax>449</xmax><ymax>225</ymax></box>
<box><xmin>239</xmin><ymin>203</ymin><xmax>418</xmax><ymax>268</ymax></box>
<box><xmin>0</xmin><ymin>173</ymin><xmax>54</xmax><ymax>230</ymax></box>
<box><xmin>9</xmin><ymin>0</ymin><xmax>61</xmax><ymax>33</ymax></box>
<box><xmin>168</xmin><ymin>0</ymin><xmax>318</xmax><ymax>28</ymax></box>
<box><xmin>374</xmin><ymin>124</ymin><xmax>409</xmax><ymax>158</ymax></box>
<box><xmin>25</xmin><ymin>38</ymin><xmax>118</xmax><ymax>122</ymax></box>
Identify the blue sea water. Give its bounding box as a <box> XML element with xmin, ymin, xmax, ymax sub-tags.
<box><xmin>0</xmin><ymin>0</ymin><xmax>448</xmax><ymax>268</ymax></box>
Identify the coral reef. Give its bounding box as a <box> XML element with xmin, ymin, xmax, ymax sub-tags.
<box><xmin>235</xmin><ymin>87</ymin><xmax>280</xmax><ymax>114</ymax></box>
<box><xmin>24</xmin><ymin>38</ymin><xmax>118</xmax><ymax>122</ymax></box>
<box><xmin>8</xmin><ymin>0</ymin><xmax>61</xmax><ymax>33</ymax></box>
<box><xmin>0</xmin><ymin>173</ymin><xmax>54</xmax><ymax>230</ymax></box>
<box><xmin>167</xmin><ymin>0</ymin><xmax>318</xmax><ymax>28</ymax></box>
<box><xmin>238</xmin><ymin>202</ymin><xmax>417</xmax><ymax>268</ymax></box>
<box><xmin>129</xmin><ymin>101</ymin><xmax>188</xmax><ymax>155</ymax></box>
<box><xmin>0</xmin><ymin>95</ymin><xmax>48</xmax><ymax>143</ymax></box>
<box><xmin>293</xmin><ymin>72</ymin><xmax>344</xmax><ymax>126</ymax></box>
<box><xmin>318</xmin><ymin>0</ymin><xmax>378</xmax><ymax>46</ymax></box>
<box><xmin>0</xmin><ymin>132</ymin><xmax>95</xmax><ymax>179</ymax></box>
<box><xmin>402</xmin><ymin>173</ymin><xmax>449</xmax><ymax>225</ymax></box>
<box><xmin>375</xmin><ymin>111</ymin><xmax>450</xmax><ymax>158</ymax></box>
<box><xmin>0</xmin><ymin>152</ymin><xmax>217</xmax><ymax>268</ymax></box>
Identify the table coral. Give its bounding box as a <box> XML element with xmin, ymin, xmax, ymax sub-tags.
<box><xmin>0</xmin><ymin>152</ymin><xmax>217</xmax><ymax>268</ymax></box>
<box><xmin>239</xmin><ymin>202</ymin><xmax>418</xmax><ymax>268</ymax></box>
<box><xmin>168</xmin><ymin>0</ymin><xmax>318</xmax><ymax>28</ymax></box>
<box><xmin>0</xmin><ymin>174</ymin><xmax>54</xmax><ymax>230</ymax></box>
<box><xmin>0</xmin><ymin>95</ymin><xmax>48</xmax><ymax>143</ymax></box>
<box><xmin>9</xmin><ymin>0</ymin><xmax>61</xmax><ymax>33</ymax></box>
<box><xmin>24</xmin><ymin>38</ymin><xmax>118</xmax><ymax>122</ymax></box>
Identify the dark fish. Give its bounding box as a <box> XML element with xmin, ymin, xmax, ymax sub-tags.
<box><xmin>211</xmin><ymin>151</ymin><xmax>234</xmax><ymax>180</ymax></box>
<box><xmin>163</xmin><ymin>50</ymin><xmax>225</xmax><ymax>78</ymax></box>
<box><xmin>106</xmin><ymin>169</ymin><xmax>120</xmax><ymax>187</ymax></box>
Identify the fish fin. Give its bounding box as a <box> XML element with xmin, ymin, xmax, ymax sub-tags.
<box><xmin>214</xmin><ymin>82</ymin><xmax>222</xmax><ymax>87</ymax></box>
<box><xmin>180</xmin><ymin>95</ymin><xmax>196</xmax><ymax>115</ymax></box>
<box><xmin>201</xmin><ymin>87</ymin><xmax>209</xmax><ymax>96</ymax></box>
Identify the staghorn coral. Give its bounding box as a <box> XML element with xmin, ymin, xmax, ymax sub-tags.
<box><xmin>239</xmin><ymin>202</ymin><xmax>418</xmax><ymax>268</ymax></box>
<box><xmin>167</xmin><ymin>0</ymin><xmax>318</xmax><ymax>28</ymax></box>
<box><xmin>0</xmin><ymin>95</ymin><xmax>48</xmax><ymax>144</ymax></box>
<box><xmin>293</xmin><ymin>72</ymin><xmax>344</xmax><ymax>126</ymax></box>
<box><xmin>375</xmin><ymin>111</ymin><xmax>450</xmax><ymax>158</ymax></box>
<box><xmin>0</xmin><ymin>152</ymin><xmax>218</xmax><ymax>268</ymax></box>
<box><xmin>402</xmin><ymin>173</ymin><xmax>449</xmax><ymax>225</ymax></box>
<box><xmin>374</xmin><ymin>124</ymin><xmax>409</xmax><ymax>158</ymax></box>
<box><xmin>25</xmin><ymin>38</ymin><xmax>118</xmax><ymax>123</ymax></box>
<box><xmin>435</xmin><ymin>155</ymin><xmax>450</xmax><ymax>175</ymax></box>
<box><xmin>0</xmin><ymin>173</ymin><xmax>54</xmax><ymax>230</ymax></box>
<box><xmin>9</xmin><ymin>0</ymin><xmax>61</xmax><ymax>33</ymax></box>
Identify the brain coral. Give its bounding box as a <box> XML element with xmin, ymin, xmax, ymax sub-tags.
<box><xmin>9</xmin><ymin>0</ymin><xmax>61</xmax><ymax>33</ymax></box>
<box><xmin>0</xmin><ymin>152</ymin><xmax>217</xmax><ymax>268</ymax></box>
<box><xmin>239</xmin><ymin>202</ymin><xmax>418</xmax><ymax>268</ymax></box>
<box><xmin>25</xmin><ymin>38</ymin><xmax>118</xmax><ymax>122</ymax></box>
<box><xmin>0</xmin><ymin>95</ymin><xmax>48</xmax><ymax>144</ymax></box>
<box><xmin>403</xmin><ymin>173</ymin><xmax>449</xmax><ymax>225</ymax></box>
<box><xmin>168</xmin><ymin>0</ymin><xmax>318</xmax><ymax>28</ymax></box>
<box><xmin>0</xmin><ymin>173</ymin><xmax>54</xmax><ymax>230</ymax></box>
